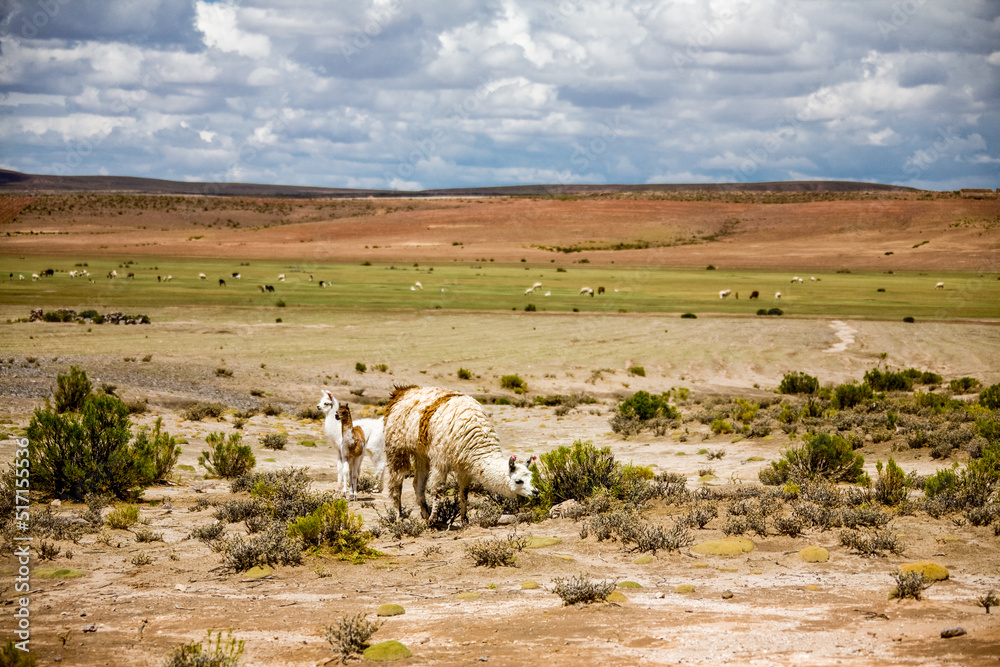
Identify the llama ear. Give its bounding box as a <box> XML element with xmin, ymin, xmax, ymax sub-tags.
<box><xmin>509</xmin><ymin>454</ymin><xmax>516</xmax><ymax>472</ymax></box>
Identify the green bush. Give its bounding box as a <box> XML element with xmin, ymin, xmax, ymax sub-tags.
<box><xmin>779</xmin><ymin>371</ymin><xmax>819</xmax><ymax>395</ymax></box>
<box><xmin>923</xmin><ymin>465</ymin><xmax>960</xmax><ymax>499</ymax></box>
<box><xmin>524</xmin><ymin>304</ymin><xmax>536</xmax><ymax>312</ymax></box>
<box><xmin>106</xmin><ymin>504</ymin><xmax>141</xmax><ymax>529</ymax></box>
<box><xmin>832</xmin><ymin>382</ymin><xmax>874</xmax><ymax>409</ymax></box>
<box><xmin>184</xmin><ymin>402</ymin><xmax>226</xmax><ymax>421</ymax></box>
<box><xmin>950</xmin><ymin>377</ymin><xmax>981</xmax><ymax>394</ymax></box>
<box><xmin>259</xmin><ymin>433</ymin><xmax>288</xmax><ymax>450</ymax></box>
<box><xmin>534</xmin><ymin>440</ymin><xmax>622</xmax><ymax>509</ymax></box>
<box><xmin>199</xmin><ymin>432</ymin><xmax>255</xmax><ymax>478</ymax></box>
<box><xmin>28</xmin><ymin>393</ymin><xmax>155</xmax><ymax>500</ymax></box>
<box><xmin>761</xmin><ymin>433</ymin><xmax>865</xmax><ymax>485</ymax></box>
<box><xmin>132</xmin><ymin>417</ymin><xmax>181</xmax><ymax>483</ymax></box>
<box><xmin>980</xmin><ymin>383</ymin><xmax>1000</xmax><ymax>410</ymax></box>
<box><xmin>628</xmin><ymin>366</ymin><xmax>646</xmax><ymax>377</ymax></box>
<box><xmin>0</xmin><ymin>639</ymin><xmax>38</xmax><ymax>666</ymax></box>
<box><xmin>287</xmin><ymin>500</ymin><xmax>379</xmax><ymax>563</ymax></box>
<box><xmin>874</xmin><ymin>458</ymin><xmax>908</xmax><ymax>506</ymax></box>
<box><xmin>902</xmin><ymin>316</ymin><xmax>915</xmax><ymax>323</ymax></box>
<box><xmin>355</xmin><ymin>362</ymin><xmax>366</xmax><ymax>373</ymax></box>
<box><xmin>864</xmin><ymin>367</ymin><xmax>912</xmax><ymax>392</ymax></box>
<box><xmin>904</xmin><ymin>369</ymin><xmax>942</xmax><ymax>385</ymax></box>
<box><xmin>616</xmin><ymin>390</ymin><xmax>677</xmax><ymax>421</ymax></box>
<box><xmin>710</xmin><ymin>419</ymin><xmax>734</xmax><ymax>435</ymax></box>
<box><xmin>457</xmin><ymin>368</ymin><xmax>472</xmax><ymax>380</ymax></box>
<box><xmin>54</xmin><ymin>365</ymin><xmax>92</xmax><ymax>413</ymax></box>
<box><xmin>680</xmin><ymin>313</ymin><xmax>697</xmax><ymax>319</ymax></box>
<box><xmin>500</xmin><ymin>374</ymin><xmax>527</xmax><ymax>393</ymax></box>
<box><xmin>756</xmin><ymin>308</ymin><xmax>768</xmax><ymax>316</ymax></box>
<box><xmin>767</xmin><ymin>307</ymin><xmax>783</xmax><ymax>316</ymax></box>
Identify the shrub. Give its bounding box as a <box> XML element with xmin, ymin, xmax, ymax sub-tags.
<box><xmin>132</xmin><ymin>417</ymin><xmax>181</xmax><ymax>483</ymax></box>
<box><xmin>613</xmin><ymin>391</ymin><xmax>678</xmax><ymax>432</ymax></box>
<box><xmin>874</xmin><ymin>458</ymin><xmax>908</xmax><ymax>506</ymax></box>
<box><xmin>165</xmin><ymin>629</ymin><xmax>244</xmax><ymax>667</ymax></box>
<box><xmin>28</xmin><ymin>394</ymin><xmax>153</xmax><ymax>501</ymax></box>
<box><xmin>524</xmin><ymin>304</ymin><xmax>536</xmax><ymax>312</ymax></box>
<box><xmin>628</xmin><ymin>366</ymin><xmax>646</xmax><ymax>377</ymax></box>
<box><xmin>355</xmin><ymin>362</ymin><xmax>367</xmax><ymax>373</ymax></box>
<box><xmin>199</xmin><ymin>432</ymin><xmax>255</xmax><ymax>478</ymax></box>
<box><xmin>950</xmin><ymin>377</ymin><xmax>981</xmax><ymax>394</ymax></box>
<box><xmin>840</xmin><ymin>528</ymin><xmax>905</xmax><ymax>557</ymax></box>
<box><xmin>779</xmin><ymin>371</ymin><xmax>819</xmax><ymax>395</ymax></box>
<box><xmin>261</xmin><ymin>403</ymin><xmax>281</xmax><ymax>417</ymax></box>
<box><xmin>457</xmin><ymin>368</ymin><xmax>472</xmax><ymax>380</ymax></box>
<box><xmin>680</xmin><ymin>313</ymin><xmax>697</xmax><ymax>319</ymax></box>
<box><xmin>372</xmin><ymin>505</ymin><xmax>427</xmax><ymax>540</ymax></box>
<box><xmin>924</xmin><ymin>465</ymin><xmax>960</xmax><ymax>498</ymax></box>
<box><xmin>864</xmin><ymin>368</ymin><xmax>913</xmax><ymax>392</ymax></box>
<box><xmin>976</xmin><ymin>590</ymin><xmax>999</xmax><ymax>614</ymax></box>
<box><xmin>500</xmin><ymin>374</ymin><xmax>527</xmax><ymax>393</ymax></box>
<box><xmin>553</xmin><ymin>574</ymin><xmax>617</xmax><ymax>605</ymax></box>
<box><xmin>762</xmin><ymin>433</ymin><xmax>865</xmax><ymax>485</ymax></box>
<box><xmin>259</xmin><ymin>433</ymin><xmax>288</xmax><ymax>450</ymax></box>
<box><xmin>106</xmin><ymin>504</ymin><xmax>140</xmax><ymax>529</ymax></box>
<box><xmin>465</xmin><ymin>531</ymin><xmax>528</xmax><ymax>568</ymax></box>
<box><xmin>184</xmin><ymin>402</ymin><xmax>226</xmax><ymax>421</ymax></box>
<box><xmin>215</xmin><ymin>368</ymin><xmax>233</xmax><ymax>378</ymax></box>
<box><xmin>221</xmin><ymin>522</ymin><xmax>303</xmax><ymax>572</ymax></box>
<box><xmin>980</xmin><ymin>383</ymin><xmax>1000</xmax><ymax>410</ymax></box>
<box><xmin>0</xmin><ymin>639</ymin><xmax>37</xmax><ymax>666</ymax></box>
<box><xmin>296</xmin><ymin>405</ymin><xmax>324</xmax><ymax>421</ymax></box>
<box><xmin>711</xmin><ymin>419</ymin><xmax>734</xmax><ymax>435</ymax></box>
<box><xmin>889</xmin><ymin>570</ymin><xmax>931</xmax><ymax>601</ymax></box>
<box><xmin>767</xmin><ymin>307</ymin><xmax>783</xmax><ymax>316</ymax></box>
<box><xmin>326</xmin><ymin>613</ymin><xmax>381</xmax><ymax>663</ymax></box>
<box><xmin>832</xmin><ymin>382</ymin><xmax>874</xmax><ymax>409</ymax></box>
<box><xmin>287</xmin><ymin>500</ymin><xmax>379</xmax><ymax>563</ymax></box>
<box><xmin>54</xmin><ymin>365</ymin><xmax>92</xmax><ymax>413</ymax></box>
<box><xmin>535</xmin><ymin>440</ymin><xmax>621</xmax><ymax>508</ymax></box>
<box><xmin>902</xmin><ymin>316</ymin><xmax>915</xmax><ymax>323</ymax></box>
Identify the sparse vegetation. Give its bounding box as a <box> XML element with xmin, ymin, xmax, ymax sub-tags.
<box><xmin>553</xmin><ymin>574</ymin><xmax>617</xmax><ymax>605</ymax></box>
<box><xmin>165</xmin><ymin>629</ymin><xmax>244</xmax><ymax>667</ymax></box>
<box><xmin>326</xmin><ymin>613</ymin><xmax>381</xmax><ymax>663</ymax></box>
<box><xmin>199</xmin><ymin>432</ymin><xmax>256</xmax><ymax>478</ymax></box>
<box><xmin>500</xmin><ymin>374</ymin><xmax>527</xmax><ymax>393</ymax></box>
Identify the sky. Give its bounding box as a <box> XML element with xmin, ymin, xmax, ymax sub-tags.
<box><xmin>0</xmin><ymin>0</ymin><xmax>998</xmax><ymax>191</ymax></box>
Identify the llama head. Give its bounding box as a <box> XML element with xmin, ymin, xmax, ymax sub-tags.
<box><xmin>505</xmin><ymin>454</ymin><xmax>538</xmax><ymax>499</ymax></box>
<box><xmin>335</xmin><ymin>402</ymin><xmax>351</xmax><ymax>423</ymax></box>
<box><xmin>317</xmin><ymin>390</ymin><xmax>339</xmax><ymax>415</ymax></box>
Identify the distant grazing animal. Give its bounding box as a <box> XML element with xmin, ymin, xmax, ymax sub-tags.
<box><xmin>935</xmin><ymin>282</ymin><xmax>944</xmax><ymax>289</ymax></box>
<box><xmin>157</xmin><ymin>276</ymin><xmax>161</xmax><ymax>282</ymax></box>
<box><xmin>18</xmin><ymin>274</ymin><xmax>24</xmax><ymax>280</ymax></box>
<box><xmin>199</xmin><ymin>273</ymin><xmax>207</xmax><ymax>280</ymax></box>
<box><xmin>219</xmin><ymin>279</ymin><xmax>226</xmax><ymax>287</ymax></box>
<box><xmin>524</xmin><ymin>286</ymin><xmax>534</xmax><ymax>295</ymax></box>
<box><xmin>31</xmin><ymin>274</ymin><xmax>39</xmax><ymax>281</ymax></box>
<box><xmin>414</xmin><ymin>281</ymin><xmax>423</xmax><ymax>290</ymax></box>
<box><xmin>258</xmin><ymin>285</ymin><xmax>265</xmax><ymax>293</ymax></box>
<box><xmin>775</xmin><ymin>292</ymin><xmax>782</xmax><ymax>300</ymax></box>
<box><xmin>384</xmin><ymin>385</ymin><xmax>537</xmax><ymax>524</ymax></box>
<box><xmin>544</xmin><ymin>291</ymin><xmax>551</xmax><ymax>296</ymax></box>
<box><xmin>319</xmin><ymin>281</ymin><xmax>327</xmax><ymax>287</ymax></box>
<box><xmin>43</xmin><ymin>269</ymin><xmax>53</xmax><ymax>276</ymax></box>
<box><xmin>127</xmin><ymin>272</ymin><xmax>134</xmax><ymax>279</ymax></box>
<box><xmin>597</xmin><ymin>286</ymin><xmax>605</xmax><ymax>294</ymax></box>
<box><xmin>791</xmin><ymin>276</ymin><xmax>803</xmax><ymax>283</ymax></box>
<box><xmin>309</xmin><ymin>274</ymin><xmax>313</xmax><ymax>282</ymax></box>
<box><xmin>810</xmin><ymin>276</ymin><xmax>817</xmax><ymax>282</ymax></box>
<box><xmin>749</xmin><ymin>291</ymin><xmax>759</xmax><ymax>300</ymax></box>
<box><xmin>335</xmin><ymin>403</ymin><xmax>367</xmax><ymax>501</ymax></box>
<box><xmin>719</xmin><ymin>289</ymin><xmax>731</xmax><ymax>299</ymax></box>
<box><xmin>278</xmin><ymin>274</ymin><xmax>285</xmax><ymax>281</ymax></box>
<box><xmin>164</xmin><ymin>275</ymin><xmax>172</xmax><ymax>282</ymax></box>
<box><xmin>107</xmin><ymin>270</ymin><xmax>117</xmax><ymax>279</ymax></box>
<box><xmin>265</xmin><ymin>285</ymin><xmax>275</xmax><ymax>292</ymax></box>
<box><xmin>232</xmin><ymin>272</ymin><xmax>241</xmax><ymax>279</ymax></box>
<box><xmin>580</xmin><ymin>286</ymin><xmax>594</xmax><ymax>296</ymax></box>
<box><xmin>317</xmin><ymin>390</ymin><xmax>386</xmax><ymax>492</ymax></box>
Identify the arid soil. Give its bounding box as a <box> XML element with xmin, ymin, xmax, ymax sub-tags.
<box><xmin>4</xmin><ymin>192</ymin><xmax>999</xmax><ymax>270</ymax></box>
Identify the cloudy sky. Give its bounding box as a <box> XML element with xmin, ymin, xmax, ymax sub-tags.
<box><xmin>1</xmin><ymin>0</ymin><xmax>998</xmax><ymax>191</ymax></box>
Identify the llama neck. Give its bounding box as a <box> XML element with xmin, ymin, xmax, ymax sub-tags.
<box><xmin>340</xmin><ymin>412</ymin><xmax>353</xmax><ymax>435</ymax></box>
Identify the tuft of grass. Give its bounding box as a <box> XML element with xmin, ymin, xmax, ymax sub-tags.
<box><xmin>165</xmin><ymin>629</ymin><xmax>244</xmax><ymax>667</ymax></box>
<box><xmin>259</xmin><ymin>433</ymin><xmax>288</xmax><ymax>450</ymax></box>
<box><xmin>106</xmin><ymin>504</ymin><xmax>141</xmax><ymax>529</ymax></box>
<box><xmin>465</xmin><ymin>531</ymin><xmax>529</xmax><ymax>568</ymax></box>
<box><xmin>457</xmin><ymin>368</ymin><xmax>472</xmax><ymax>380</ymax></box>
<box><xmin>500</xmin><ymin>374</ymin><xmax>527</xmax><ymax>393</ymax></box>
<box><xmin>889</xmin><ymin>570</ymin><xmax>931</xmax><ymax>601</ymax></box>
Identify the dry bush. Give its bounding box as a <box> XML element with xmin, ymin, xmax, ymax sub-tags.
<box><xmin>553</xmin><ymin>574</ymin><xmax>617</xmax><ymax>605</ymax></box>
<box><xmin>326</xmin><ymin>613</ymin><xmax>381</xmax><ymax>663</ymax></box>
<box><xmin>465</xmin><ymin>531</ymin><xmax>528</xmax><ymax>568</ymax></box>
<box><xmin>372</xmin><ymin>505</ymin><xmax>426</xmax><ymax>540</ymax></box>
<box><xmin>889</xmin><ymin>570</ymin><xmax>931</xmax><ymax>601</ymax></box>
<box><xmin>839</xmin><ymin>528</ymin><xmax>905</xmax><ymax>557</ymax></box>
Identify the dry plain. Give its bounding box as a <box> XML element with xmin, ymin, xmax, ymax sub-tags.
<box><xmin>1</xmin><ymin>190</ymin><xmax>999</xmax><ymax>666</ymax></box>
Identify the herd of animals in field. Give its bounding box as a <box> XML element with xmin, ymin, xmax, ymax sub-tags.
<box><xmin>315</xmin><ymin>386</ymin><xmax>535</xmax><ymax>524</ymax></box>
<box><xmin>8</xmin><ymin>268</ymin><xmax>949</xmax><ymax>301</ymax></box>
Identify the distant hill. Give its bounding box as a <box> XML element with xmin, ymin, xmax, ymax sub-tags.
<box><xmin>0</xmin><ymin>169</ymin><xmax>920</xmax><ymax>198</ymax></box>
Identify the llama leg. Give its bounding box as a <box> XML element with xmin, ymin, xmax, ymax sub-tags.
<box><xmin>456</xmin><ymin>473</ymin><xmax>471</xmax><ymax>525</ymax></box>
<box><xmin>412</xmin><ymin>455</ymin><xmax>431</xmax><ymax>520</ymax></box>
<box><xmin>386</xmin><ymin>448</ymin><xmax>409</xmax><ymax>516</ymax></box>
<box><xmin>350</xmin><ymin>455</ymin><xmax>363</xmax><ymax>501</ymax></box>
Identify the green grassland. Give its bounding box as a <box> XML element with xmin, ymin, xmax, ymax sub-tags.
<box><xmin>1</xmin><ymin>255</ymin><xmax>999</xmax><ymax>322</ymax></box>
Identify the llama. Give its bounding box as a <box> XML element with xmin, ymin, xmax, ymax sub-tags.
<box><xmin>775</xmin><ymin>292</ymin><xmax>782</xmax><ymax>300</ymax></box>
<box><xmin>935</xmin><ymin>282</ymin><xmax>944</xmax><ymax>289</ymax></box>
<box><xmin>580</xmin><ymin>286</ymin><xmax>594</xmax><ymax>296</ymax></box>
<box><xmin>335</xmin><ymin>403</ymin><xmax>367</xmax><ymax>500</ymax></box>
<box><xmin>219</xmin><ymin>279</ymin><xmax>226</xmax><ymax>287</ymax></box>
<box><xmin>278</xmin><ymin>274</ymin><xmax>285</xmax><ymax>281</ymax></box>
<box><xmin>383</xmin><ymin>385</ymin><xmax>537</xmax><ymax>524</ymax></box>
<box><xmin>199</xmin><ymin>273</ymin><xmax>207</xmax><ymax>280</ymax></box>
<box><xmin>317</xmin><ymin>390</ymin><xmax>386</xmax><ymax>491</ymax></box>
<box><xmin>749</xmin><ymin>290</ymin><xmax>759</xmax><ymax>300</ymax></box>
<box><xmin>597</xmin><ymin>286</ymin><xmax>605</xmax><ymax>294</ymax></box>
<box><xmin>719</xmin><ymin>289</ymin><xmax>731</xmax><ymax>299</ymax></box>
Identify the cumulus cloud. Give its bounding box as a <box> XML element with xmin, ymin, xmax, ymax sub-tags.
<box><xmin>0</xmin><ymin>0</ymin><xmax>997</xmax><ymax>189</ymax></box>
